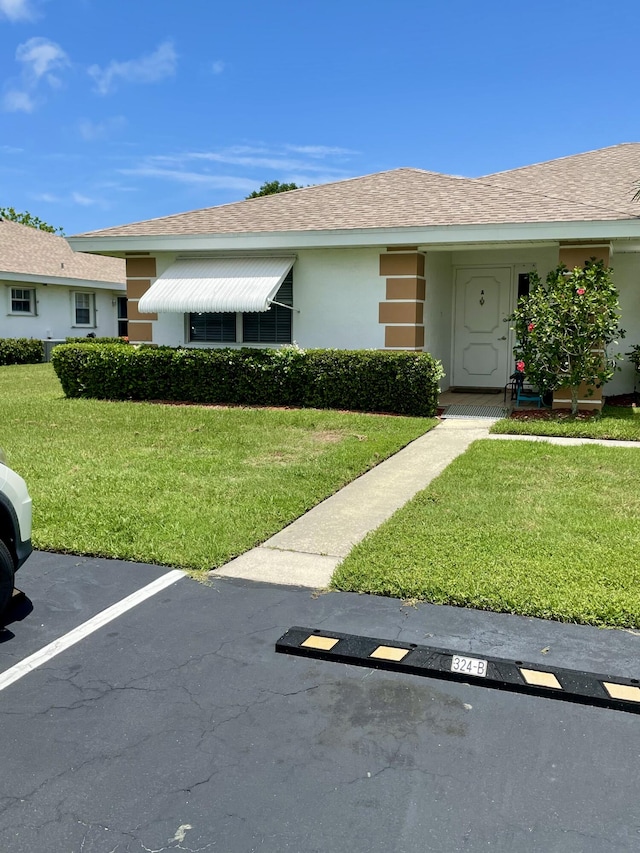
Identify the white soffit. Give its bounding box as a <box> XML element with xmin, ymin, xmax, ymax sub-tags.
<box><xmin>137</xmin><ymin>256</ymin><xmax>295</xmax><ymax>313</ymax></box>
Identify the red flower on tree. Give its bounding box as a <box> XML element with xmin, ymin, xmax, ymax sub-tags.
<box><xmin>527</xmin><ymin>323</ymin><xmax>535</xmax><ymax>332</ymax></box>
<box><xmin>516</xmin><ymin>360</ymin><xmax>525</xmax><ymax>372</ymax></box>
<box><xmin>508</xmin><ymin>259</ymin><xmax>625</xmax><ymax>415</ymax></box>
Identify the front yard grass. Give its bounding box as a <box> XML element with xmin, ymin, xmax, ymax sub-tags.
<box><xmin>332</xmin><ymin>439</ymin><xmax>640</xmax><ymax>628</ymax></box>
<box><xmin>1</xmin><ymin>364</ymin><xmax>435</xmax><ymax>574</ymax></box>
<box><xmin>490</xmin><ymin>405</ymin><xmax>640</xmax><ymax>441</ymax></box>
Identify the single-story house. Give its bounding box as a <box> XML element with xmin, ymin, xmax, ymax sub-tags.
<box><xmin>1</xmin><ymin>217</ymin><xmax>126</xmax><ymax>352</ymax></box>
<box><xmin>68</xmin><ymin>143</ymin><xmax>640</xmax><ymax>407</ymax></box>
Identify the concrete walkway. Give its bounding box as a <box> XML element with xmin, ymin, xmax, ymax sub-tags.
<box><xmin>489</xmin><ymin>432</ymin><xmax>640</xmax><ymax>448</ymax></box>
<box><xmin>213</xmin><ymin>418</ymin><xmax>492</xmax><ymax>589</ymax></box>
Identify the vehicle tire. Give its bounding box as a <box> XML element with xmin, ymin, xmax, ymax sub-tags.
<box><xmin>0</xmin><ymin>539</ymin><xmax>15</xmax><ymax>618</ymax></box>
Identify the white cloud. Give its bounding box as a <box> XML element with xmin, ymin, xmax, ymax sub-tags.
<box><xmin>287</xmin><ymin>172</ymin><xmax>346</xmax><ymax>186</ymax></box>
<box><xmin>120</xmin><ymin>165</ymin><xmax>256</xmax><ymax>193</ymax></box>
<box><xmin>149</xmin><ymin>148</ymin><xmax>351</xmax><ymax>175</ymax></box>
<box><xmin>0</xmin><ymin>0</ymin><xmax>36</xmax><ymax>21</ymax></box>
<box><xmin>95</xmin><ymin>181</ymin><xmax>138</xmax><ymax>193</ymax></box>
<box><xmin>2</xmin><ymin>37</ymin><xmax>69</xmax><ymax>112</ymax></box>
<box><xmin>189</xmin><ymin>151</ymin><xmax>319</xmax><ymax>171</ymax></box>
<box><xmin>225</xmin><ymin>145</ymin><xmax>270</xmax><ymax>155</ymax></box>
<box><xmin>3</xmin><ymin>89</ymin><xmax>34</xmax><ymax>112</ymax></box>
<box><xmin>88</xmin><ymin>41</ymin><xmax>177</xmax><ymax>95</ymax></box>
<box><xmin>71</xmin><ymin>191</ymin><xmax>98</xmax><ymax>206</ymax></box>
<box><xmin>16</xmin><ymin>37</ymin><xmax>69</xmax><ymax>86</ymax></box>
<box><xmin>32</xmin><ymin>192</ymin><xmax>61</xmax><ymax>203</ymax></box>
<box><xmin>211</xmin><ymin>60</ymin><xmax>224</xmax><ymax>74</ymax></box>
<box><xmin>32</xmin><ymin>190</ymin><xmax>107</xmax><ymax>208</ymax></box>
<box><xmin>285</xmin><ymin>144</ymin><xmax>357</xmax><ymax>158</ymax></box>
<box><xmin>78</xmin><ymin>115</ymin><xmax>126</xmax><ymax>141</ymax></box>
<box><xmin>117</xmin><ymin>142</ymin><xmax>356</xmax><ymax>199</ymax></box>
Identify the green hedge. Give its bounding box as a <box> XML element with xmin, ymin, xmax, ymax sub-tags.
<box><xmin>65</xmin><ymin>336</ymin><xmax>129</xmax><ymax>344</ymax></box>
<box><xmin>0</xmin><ymin>338</ymin><xmax>44</xmax><ymax>366</ymax></box>
<box><xmin>51</xmin><ymin>344</ymin><xmax>444</xmax><ymax>416</ymax></box>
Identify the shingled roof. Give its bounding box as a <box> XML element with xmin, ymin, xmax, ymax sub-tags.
<box><xmin>479</xmin><ymin>143</ymin><xmax>640</xmax><ymax>218</ymax></box>
<box><xmin>0</xmin><ymin>218</ymin><xmax>125</xmax><ymax>284</ymax></box>
<box><xmin>75</xmin><ymin>143</ymin><xmax>640</xmax><ymax>240</ymax></box>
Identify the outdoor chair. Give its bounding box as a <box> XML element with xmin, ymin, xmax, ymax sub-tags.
<box><xmin>512</xmin><ymin>372</ymin><xmax>543</xmax><ymax>408</ymax></box>
<box><xmin>503</xmin><ymin>370</ymin><xmax>523</xmax><ymax>403</ymax></box>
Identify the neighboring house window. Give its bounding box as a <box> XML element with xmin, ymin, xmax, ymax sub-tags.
<box><xmin>189</xmin><ymin>312</ymin><xmax>236</xmax><ymax>343</ymax></box>
<box><xmin>242</xmin><ymin>272</ymin><xmax>293</xmax><ymax>344</ymax></box>
<box><xmin>117</xmin><ymin>296</ymin><xmax>128</xmax><ymax>338</ymax></box>
<box><xmin>73</xmin><ymin>292</ymin><xmax>95</xmax><ymax>326</ymax></box>
<box><xmin>10</xmin><ymin>287</ymin><xmax>35</xmax><ymax>314</ymax></box>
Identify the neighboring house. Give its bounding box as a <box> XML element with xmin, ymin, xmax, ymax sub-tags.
<box><xmin>1</xmin><ymin>217</ymin><xmax>127</xmax><ymax>351</ymax></box>
<box><xmin>69</xmin><ymin>144</ymin><xmax>640</xmax><ymax>406</ymax></box>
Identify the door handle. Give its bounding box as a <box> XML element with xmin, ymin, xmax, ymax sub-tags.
<box><xmin>498</xmin><ymin>336</ymin><xmax>507</xmax><ymax>340</ymax></box>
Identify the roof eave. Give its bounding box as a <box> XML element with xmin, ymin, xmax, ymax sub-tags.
<box><xmin>67</xmin><ymin>219</ymin><xmax>640</xmax><ymax>255</ymax></box>
<box><xmin>0</xmin><ymin>271</ymin><xmax>126</xmax><ymax>290</ymax></box>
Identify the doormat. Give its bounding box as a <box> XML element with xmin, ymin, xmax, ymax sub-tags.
<box><xmin>442</xmin><ymin>405</ymin><xmax>508</xmax><ymax>420</ymax></box>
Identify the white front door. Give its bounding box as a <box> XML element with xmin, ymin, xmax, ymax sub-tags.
<box><xmin>453</xmin><ymin>267</ymin><xmax>511</xmax><ymax>388</ymax></box>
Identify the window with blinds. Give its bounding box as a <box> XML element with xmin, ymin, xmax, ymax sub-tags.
<box><xmin>189</xmin><ymin>312</ymin><xmax>237</xmax><ymax>342</ymax></box>
<box><xmin>186</xmin><ymin>269</ymin><xmax>293</xmax><ymax>344</ymax></box>
<box><xmin>242</xmin><ymin>271</ymin><xmax>293</xmax><ymax>344</ymax></box>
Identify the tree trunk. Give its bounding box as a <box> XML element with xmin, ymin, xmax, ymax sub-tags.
<box><xmin>571</xmin><ymin>386</ymin><xmax>579</xmax><ymax>416</ymax></box>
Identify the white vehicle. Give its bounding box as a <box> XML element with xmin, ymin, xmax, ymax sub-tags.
<box><xmin>0</xmin><ymin>450</ymin><xmax>32</xmax><ymax>615</ymax></box>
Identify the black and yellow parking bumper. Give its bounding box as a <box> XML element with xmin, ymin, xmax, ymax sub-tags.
<box><xmin>276</xmin><ymin>626</ymin><xmax>640</xmax><ymax>715</ymax></box>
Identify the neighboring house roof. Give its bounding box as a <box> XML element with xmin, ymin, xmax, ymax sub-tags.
<box><xmin>74</xmin><ymin>144</ymin><xmax>640</xmax><ymax>240</ymax></box>
<box><xmin>0</xmin><ymin>218</ymin><xmax>125</xmax><ymax>285</ymax></box>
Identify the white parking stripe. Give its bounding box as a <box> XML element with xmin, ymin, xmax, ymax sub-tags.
<box><xmin>0</xmin><ymin>569</ymin><xmax>184</xmax><ymax>693</ymax></box>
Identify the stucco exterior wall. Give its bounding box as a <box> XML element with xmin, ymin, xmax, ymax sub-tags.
<box><xmin>423</xmin><ymin>252</ymin><xmax>452</xmax><ymax>386</ymax></box>
<box><xmin>1</xmin><ymin>280</ymin><xmax>122</xmax><ymax>341</ymax></box>
<box><xmin>145</xmin><ymin>254</ymin><xmax>182</xmax><ymax>346</ymax></box>
<box><xmin>450</xmin><ymin>247</ymin><xmax>560</xmax><ymax>278</ymax></box>
<box><xmin>146</xmin><ymin>243</ymin><xmax>636</xmax><ymax>401</ymax></box>
<box><xmin>293</xmin><ymin>248</ymin><xmax>383</xmax><ymax>349</ymax></box>
<box><xmin>150</xmin><ymin>248</ymin><xmax>386</xmax><ymax>350</ymax></box>
<box><xmin>606</xmin><ymin>252</ymin><xmax>640</xmax><ymax>396</ymax></box>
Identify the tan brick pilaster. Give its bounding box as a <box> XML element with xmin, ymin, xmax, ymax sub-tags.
<box><xmin>559</xmin><ymin>243</ymin><xmax>610</xmax><ymax>271</ymax></box>
<box><xmin>379</xmin><ymin>249</ymin><xmax>425</xmax><ymax>351</ymax></box>
<box><xmin>126</xmin><ymin>256</ymin><xmax>157</xmax><ymax>343</ymax></box>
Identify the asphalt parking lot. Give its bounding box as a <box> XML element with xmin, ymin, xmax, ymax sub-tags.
<box><xmin>2</xmin><ymin>551</ymin><xmax>640</xmax><ymax>853</ymax></box>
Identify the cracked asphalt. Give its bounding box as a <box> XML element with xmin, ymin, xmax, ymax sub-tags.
<box><xmin>2</xmin><ymin>551</ymin><xmax>640</xmax><ymax>853</ymax></box>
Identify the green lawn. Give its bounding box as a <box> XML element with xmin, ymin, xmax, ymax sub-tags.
<box><xmin>490</xmin><ymin>405</ymin><xmax>640</xmax><ymax>441</ymax></box>
<box><xmin>1</xmin><ymin>364</ymin><xmax>435</xmax><ymax>573</ymax></box>
<box><xmin>332</xmin><ymin>439</ymin><xmax>640</xmax><ymax>628</ymax></box>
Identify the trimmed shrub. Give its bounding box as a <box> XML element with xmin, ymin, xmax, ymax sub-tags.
<box><xmin>0</xmin><ymin>338</ymin><xmax>44</xmax><ymax>366</ymax></box>
<box><xmin>65</xmin><ymin>336</ymin><xmax>129</xmax><ymax>344</ymax></box>
<box><xmin>51</xmin><ymin>344</ymin><xmax>444</xmax><ymax>417</ymax></box>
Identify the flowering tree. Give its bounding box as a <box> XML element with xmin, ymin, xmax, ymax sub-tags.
<box><xmin>508</xmin><ymin>259</ymin><xmax>625</xmax><ymax>414</ymax></box>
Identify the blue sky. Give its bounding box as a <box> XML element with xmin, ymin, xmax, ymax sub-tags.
<box><xmin>1</xmin><ymin>0</ymin><xmax>639</xmax><ymax>235</ymax></box>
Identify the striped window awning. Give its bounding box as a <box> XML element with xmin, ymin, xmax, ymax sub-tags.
<box><xmin>137</xmin><ymin>256</ymin><xmax>295</xmax><ymax>314</ymax></box>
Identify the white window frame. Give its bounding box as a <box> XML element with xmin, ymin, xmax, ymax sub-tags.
<box><xmin>72</xmin><ymin>291</ymin><xmax>96</xmax><ymax>328</ymax></box>
<box><xmin>9</xmin><ymin>286</ymin><xmax>36</xmax><ymax>316</ymax></box>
